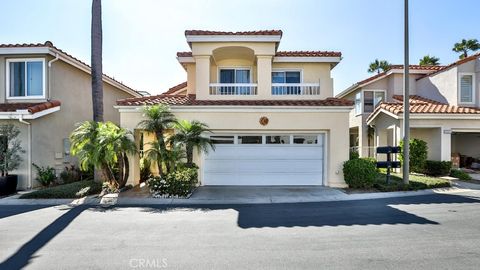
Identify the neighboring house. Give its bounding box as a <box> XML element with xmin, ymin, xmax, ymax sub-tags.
<box><xmin>0</xmin><ymin>42</ymin><xmax>141</xmax><ymax>189</ymax></box>
<box><xmin>116</xmin><ymin>30</ymin><xmax>353</xmax><ymax>187</ymax></box>
<box><xmin>337</xmin><ymin>53</ymin><xmax>480</xmax><ymax>168</ymax></box>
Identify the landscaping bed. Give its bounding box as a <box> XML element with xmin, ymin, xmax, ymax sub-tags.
<box><xmin>19</xmin><ymin>180</ymin><xmax>102</xmax><ymax>199</ymax></box>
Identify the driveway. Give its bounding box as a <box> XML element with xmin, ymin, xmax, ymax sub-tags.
<box><xmin>1</xmin><ymin>191</ymin><xmax>480</xmax><ymax>269</ymax></box>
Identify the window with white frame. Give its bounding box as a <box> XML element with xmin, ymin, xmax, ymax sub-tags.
<box><xmin>363</xmin><ymin>90</ymin><xmax>385</xmax><ymax>113</ymax></box>
<box><xmin>7</xmin><ymin>58</ymin><xmax>45</xmax><ymax>98</ymax></box>
<box><xmin>271</xmin><ymin>70</ymin><xmax>301</xmax><ymax>95</ymax></box>
<box><xmin>459</xmin><ymin>73</ymin><xmax>475</xmax><ymax>104</ymax></box>
<box><xmin>355</xmin><ymin>92</ymin><xmax>362</xmax><ymax>114</ymax></box>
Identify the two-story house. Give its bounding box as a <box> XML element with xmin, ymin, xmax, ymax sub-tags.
<box><xmin>0</xmin><ymin>42</ymin><xmax>141</xmax><ymax>189</ymax></box>
<box><xmin>337</xmin><ymin>53</ymin><xmax>480</xmax><ymax>168</ymax></box>
<box><xmin>116</xmin><ymin>30</ymin><xmax>353</xmax><ymax>187</ymax></box>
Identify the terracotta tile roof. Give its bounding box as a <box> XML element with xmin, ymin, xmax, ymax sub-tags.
<box><xmin>117</xmin><ymin>94</ymin><xmax>353</xmax><ymax>107</ymax></box>
<box><xmin>0</xmin><ymin>41</ymin><xmax>140</xmax><ymax>97</ymax></box>
<box><xmin>162</xmin><ymin>82</ymin><xmax>187</xmax><ymax>95</ymax></box>
<box><xmin>185</xmin><ymin>30</ymin><xmax>283</xmax><ymax>36</ymax></box>
<box><xmin>177</xmin><ymin>51</ymin><xmax>342</xmax><ymax>58</ymax></box>
<box><xmin>416</xmin><ymin>52</ymin><xmax>480</xmax><ymax>80</ymax></box>
<box><xmin>367</xmin><ymin>95</ymin><xmax>480</xmax><ymax>122</ymax></box>
<box><xmin>0</xmin><ymin>100</ymin><xmax>61</xmax><ymax>114</ymax></box>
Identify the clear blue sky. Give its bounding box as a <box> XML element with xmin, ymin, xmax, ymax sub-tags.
<box><xmin>2</xmin><ymin>0</ymin><xmax>479</xmax><ymax>95</ymax></box>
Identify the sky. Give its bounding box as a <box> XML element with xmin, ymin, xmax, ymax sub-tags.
<box><xmin>2</xmin><ymin>0</ymin><xmax>479</xmax><ymax>95</ymax></box>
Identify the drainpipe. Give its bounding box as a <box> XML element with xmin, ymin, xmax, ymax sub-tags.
<box><xmin>48</xmin><ymin>53</ymin><xmax>59</xmax><ymax>100</ymax></box>
<box><xmin>18</xmin><ymin>114</ymin><xmax>32</xmax><ymax>189</ymax></box>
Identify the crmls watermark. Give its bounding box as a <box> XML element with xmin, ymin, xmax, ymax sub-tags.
<box><xmin>129</xmin><ymin>258</ymin><xmax>168</xmax><ymax>269</ymax></box>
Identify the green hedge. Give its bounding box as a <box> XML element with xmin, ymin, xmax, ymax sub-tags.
<box><xmin>148</xmin><ymin>167</ymin><xmax>198</xmax><ymax>197</ymax></box>
<box><xmin>399</xmin><ymin>139</ymin><xmax>428</xmax><ymax>173</ymax></box>
<box><xmin>343</xmin><ymin>158</ymin><xmax>377</xmax><ymax>188</ymax></box>
<box><xmin>20</xmin><ymin>180</ymin><xmax>101</xmax><ymax>199</ymax></box>
<box><xmin>450</xmin><ymin>169</ymin><xmax>472</xmax><ymax>180</ymax></box>
<box><xmin>423</xmin><ymin>160</ymin><xmax>452</xmax><ymax>176</ymax></box>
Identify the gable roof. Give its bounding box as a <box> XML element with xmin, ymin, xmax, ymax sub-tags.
<box><xmin>416</xmin><ymin>52</ymin><xmax>480</xmax><ymax>80</ymax></box>
<box><xmin>117</xmin><ymin>94</ymin><xmax>353</xmax><ymax>107</ymax></box>
<box><xmin>0</xmin><ymin>42</ymin><xmax>141</xmax><ymax>97</ymax></box>
<box><xmin>185</xmin><ymin>30</ymin><xmax>283</xmax><ymax>36</ymax></box>
<box><xmin>336</xmin><ymin>65</ymin><xmax>445</xmax><ymax>98</ymax></box>
<box><xmin>366</xmin><ymin>95</ymin><xmax>480</xmax><ymax>123</ymax></box>
<box><xmin>162</xmin><ymin>81</ymin><xmax>187</xmax><ymax>95</ymax></box>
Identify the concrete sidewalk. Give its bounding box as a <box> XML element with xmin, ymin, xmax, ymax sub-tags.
<box><xmin>1</xmin><ymin>180</ymin><xmax>478</xmax><ymax>206</ymax></box>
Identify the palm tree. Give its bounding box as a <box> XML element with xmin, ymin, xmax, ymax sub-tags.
<box><xmin>170</xmin><ymin>120</ymin><xmax>215</xmax><ymax>167</ymax></box>
<box><xmin>419</xmin><ymin>55</ymin><xmax>440</xmax><ymax>66</ymax></box>
<box><xmin>368</xmin><ymin>59</ymin><xmax>391</xmax><ymax>74</ymax></box>
<box><xmin>453</xmin><ymin>39</ymin><xmax>480</xmax><ymax>59</ymax></box>
<box><xmin>70</xmin><ymin>121</ymin><xmax>136</xmax><ymax>188</ymax></box>
<box><xmin>91</xmin><ymin>0</ymin><xmax>103</xmax><ymax>122</ymax></box>
<box><xmin>138</xmin><ymin>105</ymin><xmax>177</xmax><ymax>175</ymax></box>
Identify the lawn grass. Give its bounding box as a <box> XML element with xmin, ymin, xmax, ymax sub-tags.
<box><xmin>20</xmin><ymin>180</ymin><xmax>102</xmax><ymax>199</ymax></box>
<box><xmin>374</xmin><ymin>173</ymin><xmax>451</xmax><ymax>192</ymax></box>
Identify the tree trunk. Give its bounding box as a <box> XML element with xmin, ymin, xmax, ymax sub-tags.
<box><xmin>155</xmin><ymin>131</ymin><xmax>168</xmax><ymax>176</ymax></box>
<box><xmin>91</xmin><ymin>0</ymin><xmax>103</xmax><ymax>122</ymax></box>
<box><xmin>117</xmin><ymin>154</ymin><xmax>124</xmax><ymax>188</ymax></box>
<box><xmin>187</xmin><ymin>145</ymin><xmax>193</xmax><ymax>166</ymax></box>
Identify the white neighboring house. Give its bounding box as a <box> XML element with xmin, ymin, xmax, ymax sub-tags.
<box><xmin>337</xmin><ymin>53</ymin><xmax>480</xmax><ymax>168</ymax></box>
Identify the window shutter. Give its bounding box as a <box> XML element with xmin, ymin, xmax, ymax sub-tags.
<box><xmin>460</xmin><ymin>75</ymin><xmax>473</xmax><ymax>103</ymax></box>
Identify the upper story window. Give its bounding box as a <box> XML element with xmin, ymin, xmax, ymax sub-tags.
<box><xmin>355</xmin><ymin>90</ymin><xmax>385</xmax><ymax>115</ymax></box>
<box><xmin>271</xmin><ymin>70</ymin><xmax>322</xmax><ymax>95</ymax></box>
<box><xmin>210</xmin><ymin>68</ymin><xmax>255</xmax><ymax>95</ymax></box>
<box><xmin>7</xmin><ymin>58</ymin><xmax>45</xmax><ymax>99</ymax></box>
<box><xmin>459</xmin><ymin>73</ymin><xmax>475</xmax><ymax>104</ymax></box>
<box><xmin>219</xmin><ymin>68</ymin><xmax>250</xmax><ymax>84</ymax></box>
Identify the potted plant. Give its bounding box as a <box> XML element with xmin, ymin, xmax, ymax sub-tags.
<box><xmin>0</xmin><ymin>124</ymin><xmax>25</xmax><ymax>195</ymax></box>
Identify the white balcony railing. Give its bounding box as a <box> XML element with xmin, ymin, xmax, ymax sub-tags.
<box><xmin>209</xmin><ymin>83</ymin><xmax>258</xmax><ymax>95</ymax></box>
<box><xmin>271</xmin><ymin>83</ymin><xmax>320</xmax><ymax>95</ymax></box>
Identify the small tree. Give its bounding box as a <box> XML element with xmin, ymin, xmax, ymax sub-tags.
<box><xmin>368</xmin><ymin>59</ymin><xmax>391</xmax><ymax>74</ymax></box>
<box><xmin>0</xmin><ymin>124</ymin><xmax>25</xmax><ymax>177</ymax></box>
<box><xmin>70</xmin><ymin>121</ymin><xmax>136</xmax><ymax>189</ymax></box>
<box><xmin>170</xmin><ymin>120</ymin><xmax>215</xmax><ymax>167</ymax></box>
<box><xmin>452</xmin><ymin>39</ymin><xmax>480</xmax><ymax>59</ymax></box>
<box><xmin>399</xmin><ymin>138</ymin><xmax>428</xmax><ymax>173</ymax></box>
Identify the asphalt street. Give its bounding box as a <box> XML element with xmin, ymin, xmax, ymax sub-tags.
<box><xmin>1</xmin><ymin>191</ymin><xmax>480</xmax><ymax>270</ymax></box>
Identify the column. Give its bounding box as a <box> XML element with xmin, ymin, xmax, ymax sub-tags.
<box><xmin>127</xmin><ymin>129</ymin><xmax>141</xmax><ymax>186</ymax></box>
<box><xmin>440</xmin><ymin>127</ymin><xmax>452</xmax><ymax>161</ymax></box>
<box><xmin>194</xmin><ymin>55</ymin><xmax>210</xmax><ymax>100</ymax></box>
<box><xmin>256</xmin><ymin>55</ymin><xmax>272</xmax><ymax>98</ymax></box>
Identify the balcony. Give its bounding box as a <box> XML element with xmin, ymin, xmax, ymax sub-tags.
<box><xmin>271</xmin><ymin>83</ymin><xmax>320</xmax><ymax>95</ymax></box>
<box><xmin>209</xmin><ymin>83</ymin><xmax>258</xmax><ymax>95</ymax></box>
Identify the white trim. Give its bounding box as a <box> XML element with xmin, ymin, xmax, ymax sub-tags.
<box><xmin>115</xmin><ymin>105</ymin><xmax>353</xmax><ymax>113</ymax></box>
<box><xmin>458</xmin><ymin>72</ymin><xmax>476</xmax><ymax>105</ymax></box>
<box><xmin>177</xmin><ymin>56</ymin><xmax>195</xmax><ymax>63</ymax></box>
<box><xmin>6</xmin><ymin>58</ymin><xmax>46</xmax><ymax>99</ymax></box>
<box><xmin>362</xmin><ymin>89</ymin><xmax>386</xmax><ymax>114</ymax></box>
<box><xmin>273</xmin><ymin>56</ymin><xmax>341</xmax><ymax>63</ymax></box>
<box><xmin>0</xmin><ymin>106</ymin><xmax>60</xmax><ymax>119</ymax></box>
<box><xmin>366</xmin><ymin>108</ymin><xmax>399</xmax><ymax>125</ymax></box>
<box><xmin>0</xmin><ymin>47</ymin><xmax>50</xmax><ymax>54</ymax></box>
<box><xmin>186</xmin><ymin>35</ymin><xmax>282</xmax><ymax>43</ymax></box>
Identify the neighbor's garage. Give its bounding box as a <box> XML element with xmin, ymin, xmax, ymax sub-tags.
<box><xmin>202</xmin><ymin>134</ymin><xmax>325</xmax><ymax>185</ymax></box>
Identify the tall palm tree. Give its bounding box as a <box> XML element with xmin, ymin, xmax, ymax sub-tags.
<box><xmin>419</xmin><ymin>55</ymin><xmax>440</xmax><ymax>66</ymax></box>
<box><xmin>452</xmin><ymin>39</ymin><xmax>480</xmax><ymax>59</ymax></box>
<box><xmin>170</xmin><ymin>120</ymin><xmax>215</xmax><ymax>167</ymax></box>
<box><xmin>91</xmin><ymin>0</ymin><xmax>103</xmax><ymax>122</ymax></box>
<box><xmin>368</xmin><ymin>59</ymin><xmax>391</xmax><ymax>74</ymax></box>
<box><xmin>138</xmin><ymin>105</ymin><xmax>177</xmax><ymax>175</ymax></box>
<box><xmin>70</xmin><ymin>121</ymin><xmax>136</xmax><ymax>188</ymax></box>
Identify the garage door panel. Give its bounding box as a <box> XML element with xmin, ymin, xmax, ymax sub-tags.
<box><xmin>206</xmin><ymin>146</ymin><xmax>324</xmax><ymax>160</ymax></box>
<box><xmin>205</xmin><ymin>172</ymin><xmax>323</xmax><ymax>186</ymax></box>
<box><xmin>204</xmin><ymin>159</ymin><xmax>323</xmax><ymax>174</ymax></box>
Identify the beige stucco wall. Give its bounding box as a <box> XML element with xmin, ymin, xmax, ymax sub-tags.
<box><xmin>0</xmin><ymin>54</ymin><xmax>136</xmax><ymax>189</ymax></box>
<box><xmin>120</xmin><ymin>109</ymin><xmax>350</xmax><ymax>187</ymax></box>
<box><xmin>410</xmin><ymin>128</ymin><xmax>441</xmax><ymax>160</ymax></box>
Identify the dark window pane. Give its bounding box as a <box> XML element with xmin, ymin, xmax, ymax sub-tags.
<box><xmin>293</xmin><ymin>135</ymin><xmax>318</xmax><ymax>144</ymax></box>
<box><xmin>266</xmin><ymin>135</ymin><xmax>290</xmax><ymax>144</ymax></box>
<box><xmin>285</xmin><ymin>71</ymin><xmax>300</xmax><ymax>83</ymax></box>
<box><xmin>27</xmin><ymin>61</ymin><xmax>43</xmax><ymax>96</ymax></box>
<box><xmin>238</xmin><ymin>136</ymin><xmax>262</xmax><ymax>144</ymax></box>
<box><xmin>363</xmin><ymin>91</ymin><xmax>374</xmax><ymax>113</ymax></box>
<box><xmin>10</xmin><ymin>62</ymin><xmax>25</xmax><ymax>97</ymax></box>
<box><xmin>220</xmin><ymin>69</ymin><xmax>235</xmax><ymax>83</ymax></box>
<box><xmin>211</xmin><ymin>136</ymin><xmax>234</xmax><ymax>144</ymax></box>
<box><xmin>272</xmin><ymin>72</ymin><xmax>285</xmax><ymax>83</ymax></box>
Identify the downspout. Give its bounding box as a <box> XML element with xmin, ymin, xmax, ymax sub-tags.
<box><xmin>18</xmin><ymin>115</ymin><xmax>32</xmax><ymax>189</ymax></box>
<box><xmin>48</xmin><ymin>53</ymin><xmax>59</xmax><ymax>99</ymax></box>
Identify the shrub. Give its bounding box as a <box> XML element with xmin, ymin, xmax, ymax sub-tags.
<box><xmin>59</xmin><ymin>165</ymin><xmax>82</xmax><ymax>184</ymax></box>
<box><xmin>19</xmin><ymin>180</ymin><xmax>102</xmax><ymax>199</ymax></box>
<box><xmin>147</xmin><ymin>167</ymin><xmax>198</xmax><ymax>197</ymax></box>
<box><xmin>399</xmin><ymin>139</ymin><xmax>428</xmax><ymax>173</ymax></box>
<box><xmin>450</xmin><ymin>169</ymin><xmax>472</xmax><ymax>180</ymax></box>
<box><xmin>32</xmin><ymin>163</ymin><xmax>57</xmax><ymax>187</ymax></box>
<box><xmin>343</xmin><ymin>158</ymin><xmax>377</xmax><ymax>188</ymax></box>
<box><xmin>349</xmin><ymin>150</ymin><xmax>359</xmax><ymax>160</ymax></box>
<box><xmin>140</xmin><ymin>158</ymin><xmax>152</xmax><ymax>183</ymax></box>
<box><xmin>423</xmin><ymin>160</ymin><xmax>452</xmax><ymax>176</ymax></box>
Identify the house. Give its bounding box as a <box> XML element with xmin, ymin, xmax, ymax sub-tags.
<box><xmin>337</xmin><ymin>53</ymin><xmax>480</xmax><ymax>168</ymax></box>
<box><xmin>116</xmin><ymin>30</ymin><xmax>353</xmax><ymax>187</ymax></box>
<box><xmin>0</xmin><ymin>41</ymin><xmax>141</xmax><ymax>189</ymax></box>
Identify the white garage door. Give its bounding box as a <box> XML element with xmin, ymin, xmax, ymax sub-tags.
<box><xmin>203</xmin><ymin>134</ymin><xmax>325</xmax><ymax>185</ymax></box>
